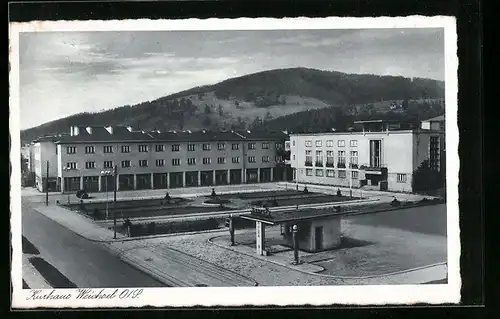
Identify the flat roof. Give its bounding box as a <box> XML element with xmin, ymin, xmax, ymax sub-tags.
<box><xmin>54</xmin><ymin>128</ymin><xmax>288</xmax><ymax>144</ymax></box>
<box><xmin>240</xmin><ymin>207</ymin><xmax>357</xmax><ymax>225</ymax></box>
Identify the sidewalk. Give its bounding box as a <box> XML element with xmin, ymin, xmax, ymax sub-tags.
<box><xmin>22</xmin><ymin>255</ymin><xmax>52</xmax><ymax>289</ymax></box>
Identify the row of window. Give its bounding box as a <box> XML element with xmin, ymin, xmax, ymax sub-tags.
<box><xmin>304</xmin><ymin>169</ymin><xmax>408</xmax><ymax>183</ymax></box>
<box><xmin>66</xmin><ymin>155</ymin><xmax>281</xmax><ymax>170</ymax></box>
<box><xmin>66</xmin><ymin>142</ymin><xmax>282</xmax><ymax>155</ymax></box>
<box><xmin>305</xmin><ymin>168</ymin><xmax>358</xmax><ymax>179</ymax></box>
<box><xmin>304</xmin><ymin>150</ymin><xmax>358</xmax><ymax>165</ymax></box>
<box><xmin>297</xmin><ymin>140</ymin><xmax>358</xmax><ymax>148</ymax></box>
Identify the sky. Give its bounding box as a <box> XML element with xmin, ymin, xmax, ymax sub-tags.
<box><xmin>18</xmin><ymin>28</ymin><xmax>445</xmax><ymax>129</ymax></box>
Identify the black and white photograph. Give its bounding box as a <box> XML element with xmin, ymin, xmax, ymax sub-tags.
<box><xmin>10</xmin><ymin>17</ymin><xmax>460</xmax><ymax>307</ymax></box>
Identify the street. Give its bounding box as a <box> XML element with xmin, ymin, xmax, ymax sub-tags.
<box><xmin>22</xmin><ymin>202</ymin><xmax>167</xmax><ymax>288</ymax></box>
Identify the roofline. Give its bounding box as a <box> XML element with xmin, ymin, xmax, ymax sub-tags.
<box><xmin>289</xmin><ymin>130</ymin><xmax>421</xmax><ymax>136</ymax></box>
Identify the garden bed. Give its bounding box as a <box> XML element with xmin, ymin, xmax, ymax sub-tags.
<box><xmin>251</xmin><ymin>194</ymin><xmax>356</xmax><ymax>207</ymax></box>
<box><xmin>62</xmin><ymin>197</ymin><xmax>189</xmax><ymax>211</ymax></box>
<box><xmin>79</xmin><ymin>204</ymin><xmax>232</xmax><ymax>221</ymax></box>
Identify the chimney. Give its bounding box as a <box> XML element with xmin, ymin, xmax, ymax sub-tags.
<box><xmin>105</xmin><ymin>126</ymin><xmax>113</xmax><ymax>134</ymax></box>
<box><xmin>73</xmin><ymin>126</ymin><xmax>80</xmax><ymax>136</ymax></box>
<box><xmin>86</xmin><ymin>127</ymin><xmax>93</xmax><ymax>135</ymax></box>
<box><xmin>126</xmin><ymin>126</ymin><xmax>132</xmax><ymax>132</ymax></box>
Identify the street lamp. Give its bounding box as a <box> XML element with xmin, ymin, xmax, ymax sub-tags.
<box><xmin>62</xmin><ymin>166</ymin><xmax>77</xmax><ymax>208</ymax></box>
<box><xmin>292</xmin><ymin>224</ymin><xmax>299</xmax><ymax>265</ymax></box>
<box><xmin>101</xmin><ymin>169</ymin><xmax>113</xmax><ymax>221</ymax></box>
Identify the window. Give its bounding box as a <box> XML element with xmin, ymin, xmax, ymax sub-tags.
<box><xmin>203</xmin><ymin>157</ymin><xmax>211</xmax><ymax>165</ymax></box>
<box><xmin>172</xmin><ymin>159</ymin><xmax>181</xmax><ymax>166</ymax></box>
<box><xmin>155</xmin><ymin>159</ymin><xmax>164</xmax><ymax>167</ymax></box>
<box><xmin>103</xmin><ymin>161</ymin><xmax>113</xmax><ymax>168</ymax></box>
<box><xmin>326</xmin><ymin>151</ymin><xmax>335</xmax><ymax>166</ymax></box>
<box><xmin>248</xmin><ymin>143</ymin><xmax>256</xmax><ymax>150</ymax></box>
<box><xmin>338</xmin><ymin>151</ymin><xmax>346</xmax><ymax>167</ymax></box>
<box><xmin>232</xmin><ymin>143</ymin><xmax>239</xmax><ymax>150</ymax></box>
<box><xmin>85</xmin><ymin>146</ymin><xmax>95</xmax><ymax>154</ymax></box>
<box><xmin>217</xmin><ymin>143</ymin><xmax>226</xmax><ymax>150</ymax></box>
<box><xmin>232</xmin><ymin>157</ymin><xmax>240</xmax><ymax>163</ymax></box>
<box><xmin>203</xmin><ymin>143</ymin><xmax>211</xmax><ymax>151</ymax></box>
<box><xmin>66</xmin><ymin>146</ymin><xmax>77</xmax><ymax>154</ymax></box>
<box><xmin>352</xmin><ymin>171</ymin><xmax>359</xmax><ymax>179</ymax></box>
<box><xmin>66</xmin><ymin>162</ymin><xmax>77</xmax><ymax>169</ymax></box>
<box><xmin>326</xmin><ymin>140</ymin><xmax>334</xmax><ymax>147</ymax></box>
<box><xmin>171</xmin><ymin>144</ymin><xmax>180</xmax><ymax>152</ymax></box>
<box><xmin>217</xmin><ymin>157</ymin><xmax>226</xmax><ymax>164</ymax></box>
<box><xmin>85</xmin><ymin>161</ymin><xmax>95</xmax><ymax>169</ymax></box>
<box><xmin>315</xmin><ymin>150</ymin><xmax>323</xmax><ymax>166</ymax></box>
<box><xmin>315</xmin><ymin>140</ymin><xmax>322</xmax><ymax>147</ymax></box>
<box><xmin>262</xmin><ymin>156</ymin><xmax>270</xmax><ymax>163</ymax></box>
<box><xmin>292</xmin><ymin>140</ymin><xmax>296</xmax><ymax>146</ymax></box>
<box><xmin>338</xmin><ymin>170</ymin><xmax>347</xmax><ymax>179</ymax></box>
<box><xmin>350</xmin><ymin>140</ymin><xmax>358</xmax><ymax>147</ymax></box>
<box><xmin>139</xmin><ymin>160</ymin><xmax>148</xmax><ymax>167</ymax></box>
<box><xmin>338</xmin><ymin>140</ymin><xmax>345</xmax><ymax>147</ymax></box>
<box><xmin>139</xmin><ymin>145</ymin><xmax>149</xmax><ymax>152</ymax></box>
<box><xmin>188</xmin><ymin>158</ymin><xmax>196</xmax><ymax>165</ymax></box>
<box><xmin>305</xmin><ymin>140</ymin><xmax>312</xmax><ymax>147</ymax></box>
<box><xmin>397</xmin><ymin>174</ymin><xmax>407</xmax><ymax>183</ymax></box>
<box><xmin>350</xmin><ymin>151</ymin><xmax>358</xmax><ymax>167</ymax></box>
<box><xmin>316</xmin><ymin>169</ymin><xmax>324</xmax><ymax>177</ymax></box>
<box><xmin>430</xmin><ymin>136</ymin><xmax>440</xmax><ymax>171</ymax></box>
<box><xmin>326</xmin><ymin>169</ymin><xmax>335</xmax><ymax>177</ymax></box>
<box><xmin>262</xmin><ymin>142</ymin><xmax>270</xmax><ymax>149</ymax></box>
<box><xmin>293</xmin><ymin>154</ymin><xmax>296</xmax><ymax>160</ymax></box>
<box><xmin>275</xmin><ymin>142</ymin><xmax>283</xmax><ymax>149</ymax></box>
<box><xmin>248</xmin><ymin>156</ymin><xmax>256</xmax><ymax>163</ymax></box>
<box><xmin>188</xmin><ymin>144</ymin><xmax>196</xmax><ymax>151</ymax></box>
<box><xmin>121</xmin><ymin>160</ymin><xmax>131</xmax><ymax>168</ymax></box>
<box><xmin>275</xmin><ymin>156</ymin><xmax>283</xmax><ymax>162</ymax></box>
<box><xmin>121</xmin><ymin>145</ymin><xmax>130</xmax><ymax>153</ymax></box>
<box><xmin>306</xmin><ymin>169</ymin><xmax>313</xmax><ymax>176</ymax></box>
<box><xmin>103</xmin><ymin>146</ymin><xmax>113</xmax><ymax>153</ymax></box>
<box><xmin>155</xmin><ymin>145</ymin><xmax>165</xmax><ymax>152</ymax></box>
<box><xmin>305</xmin><ymin>150</ymin><xmax>313</xmax><ymax>166</ymax></box>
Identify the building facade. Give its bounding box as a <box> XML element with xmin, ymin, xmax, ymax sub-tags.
<box><xmin>31</xmin><ymin>138</ymin><xmax>60</xmax><ymax>192</ymax></box>
<box><xmin>52</xmin><ymin>126</ymin><xmax>290</xmax><ymax>193</ymax></box>
<box><xmin>289</xmin><ymin>126</ymin><xmax>445</xmax><ymax>193</ymax></box>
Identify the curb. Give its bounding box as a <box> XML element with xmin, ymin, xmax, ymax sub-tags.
<box><xmin>207</xmin><ymin>235</ymin><xmax>448</xmax><ymax>283</ymax></box>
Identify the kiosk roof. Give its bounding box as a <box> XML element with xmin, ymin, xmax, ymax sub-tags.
<box><xmin>240</xmin><ymin>207</ymin><xmax>357</xmax><ymax>225</ymax></box>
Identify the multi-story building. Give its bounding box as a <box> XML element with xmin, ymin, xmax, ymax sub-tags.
<box><xmin>51</xmin><ymin>126</ymin><xmax>290</xmax><ymax>193</ymax></box>
<box><xmin>31</xmin><ymin>136</ymin><xmax>60</xmax><ymax>192</ymax></box>
<box><xmin>289</xmin><ymin>120</ymin><xmax>445</xmax><ymax>193</ymax></box>
<box><xmin>421</xmin><ymin>115</ymin><xmax>445</xmax><ymax>131</ymax></box>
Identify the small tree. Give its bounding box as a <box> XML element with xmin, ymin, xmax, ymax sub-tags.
<box><xmin>412</xmin><ymin>160</ymin><xmax>445</xmax><ymax>192</ymax></box>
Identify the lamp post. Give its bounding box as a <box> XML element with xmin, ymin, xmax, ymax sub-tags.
<box><xmin>292</xmin><ymin>224</ymin><xmax>299</xmax><ymax>265</ymax></box>
<box><xmin>113</xmin><ymin>165</ymin><xmax>118</xmax><ymax>239</ymax></box>
<box><xmin>100</xmin><ymin>169</ymin><xmax>113</xmax><ymax>221</ymax></box>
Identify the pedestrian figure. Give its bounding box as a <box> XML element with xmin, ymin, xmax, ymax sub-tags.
<box><xmin>124</xmin><ymin>218</ymin><xmax>132</xmax><ymax>237</ymax></box>
<box><xmin>337</xmin><ymin>188</ymin><xmax>342</xmax><ymax>197</ymax></box>
<box><xmin>211</xmin><ymin>188</ymin><xmax>217</xmax><ymax>197</ymax></box>
<box><xmin>303</xmin><ymin>186</ymin><xmax>309</xmax><ymax>193</ymax></box>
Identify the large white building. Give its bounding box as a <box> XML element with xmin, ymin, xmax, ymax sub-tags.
<box><xmin>289</xmin><ymin>120</ymin><xmax>445</xmax><ymax>193</ymax></box>
<box><xmin>26</xmin><ymin>126</ymin><xmax>292</xmax><ymax>193</ymax></box>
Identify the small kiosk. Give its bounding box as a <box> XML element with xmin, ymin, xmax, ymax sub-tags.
<box><xmin>240</xmin><ymin>207</ymin><xmax>355</xmax><ymax>255</ymax></box>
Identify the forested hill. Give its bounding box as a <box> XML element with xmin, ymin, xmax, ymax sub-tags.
<box><xmin>21</xmin><ymin>67</ymin><xmax>445</xmax><ymax>143</ymax></box>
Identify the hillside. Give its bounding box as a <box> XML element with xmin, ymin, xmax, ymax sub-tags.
<box><xmin>21</xmin><ymin>67</ymin><xmax>445</xmax><ymax>143</ymax></box>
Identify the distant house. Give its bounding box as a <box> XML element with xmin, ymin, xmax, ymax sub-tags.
<box><xmin>421</xmin><ymin>115</ymin><xmax>445</xmax><ymax>131</ymax></box>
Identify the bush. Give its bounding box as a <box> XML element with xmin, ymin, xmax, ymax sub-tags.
<box><xmin>129</xmin><ymin>218</ymin><xmax>221</xmax><ymax>237</ymax></box>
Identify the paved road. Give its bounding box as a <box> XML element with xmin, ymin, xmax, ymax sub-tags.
<box><xmin>22</xmin><ymin>203</ymin><xmax>167</xmax><ymax>288</ymax></box>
